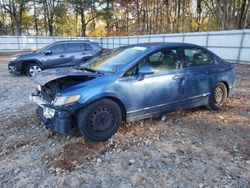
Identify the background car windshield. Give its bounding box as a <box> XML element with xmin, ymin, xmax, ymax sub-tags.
<box><xmin>37</xmin><ymin>44</ymin><xmax>51</xmax><ymax>52</ymax></box>
<box><xmin>79</xmin><ymin>46</ymin><xmax>147</xmax><ymax>72</ymax></box>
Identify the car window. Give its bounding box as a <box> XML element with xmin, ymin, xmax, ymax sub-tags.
<box><xmin>149</xmin><ymin>51</ymin><xmax>163</xmax><ymax>62</ymax></box>
<box><xmin>184</xmin><ymin>48</ymin><xmax>214</xmax><ymax>67</ymax></box>
<box><xmin>138</xmin><ymin>48</ymin><xmax>181</xmax><ymax>74</ymax></box>
<box><xmin>49</xmin><ymin>44</ymin><xmax>66</xmax><ymax>54</ymax></box>
<box><xmin>68</xmin><ymin>43</ymin><xmax>82</xmax><ymax>52</ymax></box>
<box><xmin>84</xmin><ymin>43</ymin><xmax>93</xmax><ymax>51</ymax></box>
<box><xmin>124</xmin><ymin>66</ymin><xmax>138</xmax><ymax>77</ymax></box>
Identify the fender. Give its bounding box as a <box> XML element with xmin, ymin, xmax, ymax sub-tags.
<box><xmin>21</xmin><ymin>59</ymin><xmax>43</xmax><ymax>69</ymax></box>
<box><xmin>78</xmin><ymin>92</ymin><xmax>128</xmax><ymax>112</ymax></box>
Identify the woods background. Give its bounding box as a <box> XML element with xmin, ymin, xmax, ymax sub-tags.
<box><xmin>0</xmin><ymin>0</ymin><xmax>249</xmax><ymax>37</ymax></box>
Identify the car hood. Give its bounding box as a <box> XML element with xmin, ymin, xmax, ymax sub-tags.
<box><xmin>11</xmin><ymin>51</ymin><xmax>37</xmax><ymax>58</ymax></box>
<box><xmin>32</xmin><ymin>67</ymin><xmax>101</xmax><ymax>86</ymax></box>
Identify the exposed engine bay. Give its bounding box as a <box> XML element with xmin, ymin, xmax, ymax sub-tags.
<box><xmin>31</xmin><ymin>67</ymin><xmax>101</xmax><ymax>103</ymax></box>
<box><xmin>37</xmin><ymin>76</ymin><xmax>96</xmax><ymax>102</ymax></box>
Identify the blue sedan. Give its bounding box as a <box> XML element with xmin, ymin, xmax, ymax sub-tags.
<box><xmin>30</xmin><ymin>42</ymin><xmax>235</xmax><ymax>141</ymax></box>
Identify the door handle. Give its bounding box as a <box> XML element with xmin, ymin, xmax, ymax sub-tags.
<box><xmin>59</xmin><ymin>54</ymin><xmax>65</xmax><ymax>57</ymax></box>
<box><xmin>81</xmin><ymin>52</ymin><xmax>86</xmax><ymax>55</ymax></box>
<box><xmin>173</xmin><ymin>75</ymin><xmax>184</xmax><ymax>81</ymax></box>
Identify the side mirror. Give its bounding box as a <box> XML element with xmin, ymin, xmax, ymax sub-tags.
<box><xmin>44</xmin><ymin>50</ymin><xmax>52</xmax><ymax>55</ymax></box>
<box><xmin>137</xmin><ymin>66</ymin><xmax>154</xmax><ymax>81</ymax></box>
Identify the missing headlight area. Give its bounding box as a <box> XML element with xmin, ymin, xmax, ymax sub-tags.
<box><xmin>35</xmin><ymin>76</ymin><xmax>95</xmax><ymax>102</ymax></box>
<box><xmin>43</xmin><ymin>107</ymin><xmax>55</xmax><ymax>119</ymax></box>
<box><xmin>30</xmin><ymin>74</ymin><xmax>97</xmax><ymax>134</ymax></box>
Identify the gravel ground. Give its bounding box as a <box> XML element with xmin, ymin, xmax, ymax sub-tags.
<box><xmin>0</xmin><ymin>60</ymin><xmax>250</xmax><ymax>187</ymax></box>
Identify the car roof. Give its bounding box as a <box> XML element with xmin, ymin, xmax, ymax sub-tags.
<box><xmin>121</xmin><ymin>42</ymin><xmax>204</xmax><ymax>49</ymax></box>
<box><xmin>52</xmin><ymin>40</ymin><xmax>98</xmax><ymax>44</ymax></box>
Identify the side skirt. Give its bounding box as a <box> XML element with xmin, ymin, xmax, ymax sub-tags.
<box><xmin>126</xmin><ymin>94</ymin><xmax>210</xmax><ymax>122</ymax></box>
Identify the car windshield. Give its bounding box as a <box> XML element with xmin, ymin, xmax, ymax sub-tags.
<box><xmin>37</xmin><ymin>44</ymin><xmax>51</xmax><ymax>52</ymax></box>
<box><xmin>78</xmin><ymin>46</ymin><xmax>147</xmax><ymax>72</ymax></box>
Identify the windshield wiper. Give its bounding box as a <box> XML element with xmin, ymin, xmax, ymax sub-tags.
<box><xmin>77</xmin><ymin>67</ymin><xmax>102</xmax><ymax>74</ymax></box>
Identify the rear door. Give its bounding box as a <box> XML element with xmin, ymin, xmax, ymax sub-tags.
<box><xmin>67</xmin><ymin>43</ymin><xmax>84</xmax><ymax>66</ymax></box>
<box><xmin>181</xmin><ymin>47</ymin><xmax>215</xmax><ymax>108</ymax></box>
<box><xmin>81</xmin><ymin>43</ymin><xmax>95</xmax><ymax>62</ymax></box>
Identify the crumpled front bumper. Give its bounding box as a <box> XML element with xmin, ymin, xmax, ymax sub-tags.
<box><xmin>8</xmin><ymin>63</ymin><xmax>21</xmax><ymax>75</ymax></box>
<box><xmin>30</xmin><ymin>94</ymin><xmax>73</xmax><ymax>134</ymax></box>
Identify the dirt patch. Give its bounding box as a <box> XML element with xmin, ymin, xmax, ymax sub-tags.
<box><xmin>45</xmin><ymin>141</ymin><xmax>110</xmax><ymax>172</ymax></box>
<box><xmin>47</xmin><ymin>97</ymin><xmax>250</xmax><ymax>174</ymax></box>
<box><xmin>46</xmin><ymin>118</ymin><xmax>164</xmax><ymax>173</ymax></box>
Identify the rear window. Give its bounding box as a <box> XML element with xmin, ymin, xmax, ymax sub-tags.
<box><xmin>84</xmin><ymin>43</ymin><xmax>93</xmax><ymax>50</ymax></box>
<box><xmin>184</xmin><ymin>48</ymin><xmax>214</xmax><ymax>67</ymax></box>
<box><xmin>68</xmin><ymin>43</ymin><xmax>82</xmax><ymax>52</ymax></box>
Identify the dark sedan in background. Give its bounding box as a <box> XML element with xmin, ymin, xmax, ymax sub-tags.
<box><xmin>30</xmin><ymin>42</ymin><xmax>235</xmax><ymax>141</ymax></box>
<box><xmin>8</xmin><ymin>40</ymin><xmax>108</xmax><ymax>76</ymax></box>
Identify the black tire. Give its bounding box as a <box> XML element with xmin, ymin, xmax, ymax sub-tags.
<box><xmin>78</xmin><ymin>99</ymin><xmax>122</xmax><ymax>142</ymax></box>
<box><xmin>206</xmin><ymin>82</ymin><xmax>227</xmax><ymax>110</ymax></box>
<box><xmin>26</xmin><ymin>63</ymin><xmax>42</xmax><ymax>77</ymax></box>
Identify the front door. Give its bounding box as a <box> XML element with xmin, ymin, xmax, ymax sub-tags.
<box><xmin>118</xmin><ymin>48</ymin><xmax>184</xmax><ymax>120</ymax></box>
<box><xmin>41</xmin><ymin>43</ymin><xmax>71</xmax><ymax>68</ymax></box>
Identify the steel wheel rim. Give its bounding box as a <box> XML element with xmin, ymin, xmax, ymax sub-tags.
<box><xmin>89</xmin><ymin>106</ymin><xmax>115</xmax><ymax>132</ymax></box>
<box><xmin>214</xmin><ymin>87</ymin><xmax>224</xmax><ymax>104</ymax></box>
<box><xmin>29</xmin><ymin>65</ymin><xmax>41</xmax><ymax>76</ymax></box>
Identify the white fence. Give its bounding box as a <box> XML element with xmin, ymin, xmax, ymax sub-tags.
<box><xmin>0</xmin><ymin>29</ymin><xmax>249</xmax><ymax>63</ymax></box>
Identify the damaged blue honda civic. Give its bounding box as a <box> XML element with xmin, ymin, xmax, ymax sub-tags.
<box><xmin>30</xmin><ymin>42</ymin><xmax>235</xmax><ymax>141</ymax></box>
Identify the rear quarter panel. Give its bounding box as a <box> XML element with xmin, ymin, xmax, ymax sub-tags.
<box><xmin>210</xmin><ymin>62</ymin><xmax>235</xmax><ymax>96</ymax></box>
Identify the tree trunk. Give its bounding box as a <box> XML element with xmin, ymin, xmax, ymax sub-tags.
<box><xmin>33</xmin><ymin>0</ymin><xmax>38</xmax><ymax>36</ymax></box>
<box><xmin>238</xmin><ymin>0</ymin><xmax>249</xmax><ymax>29</ymax></box>
<box><xmin>165</xmin><ymin>0</ymin><xmax>170</xmax><ymax>33</ymax></box>
<box><xmin>11</xmin><ymin>0</ymin><xmax>21</xmax><ymax>35</ymax></box>
<box><xmin>106</xmin><ymin>0</ymin><xmax>110</xmax><ymax>36</ymax></box>
<box><xmin>136</xmin><ymin>0</ymin><xmax>140</xmax><ymax>34</ymax></box>
<box><xmin>48</xmin><ymin>15</ymin><xmax>53</xmax><ymax>36</ymax></box>
<box><xmin>81</xmin><ymin>13</ymin><xmax>86</xmax><ymax>37</ymax></box>
<box><xmin>15</xmin><ymin>21</ymin><xmax>21</xmax><ymax>36</ymax></box>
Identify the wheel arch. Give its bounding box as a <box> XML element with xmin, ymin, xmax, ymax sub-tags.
<box><xmin>219</xmin><ymin>81</ymin><xmax>229</xmax><ymax>97</ymax></box>
<box><xmin>78</xmin><ymin>95</ymin><xmax>127</xmax><ymax>122</ymax></box>
<box><xmin>105</xmin><ymin>96</ymin><xmax>127</xmax><ymax>122</ymax></box>
<box><xmin>21</xmin><ymin>60</ymin><xmax>43</xmax><ymax>73</ymax></box>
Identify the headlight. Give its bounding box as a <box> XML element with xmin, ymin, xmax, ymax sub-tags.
<box><xmin>10</xmin><ymin>56</ymin><xmax>19</xmax><ymax>61</ymax></box>
<box><xmin>53</xmin><ymin>95</ymin><xmax>81</xmax><ymax>106</ymax></box>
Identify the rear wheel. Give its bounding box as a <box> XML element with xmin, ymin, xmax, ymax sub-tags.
<box><xmin>78</xmin><ymin>99</ymin><xmax>122</xmax><ymax>142</ymax></box>
<box><xmin>206</xmin><ymin>82</ymin><xmax>227</xmax><ymax>110</ymax></box>
<box><xmin>26</xmin><ymin>63</ymin><xmax>42</xmax><ymax>76</ymax></box>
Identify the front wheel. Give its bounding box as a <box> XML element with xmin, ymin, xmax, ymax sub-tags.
<box><xmin>206</xmin><ymin>82</ymin><xmax>227</xmax><ymax>110</ymax></box>
<box><xmin>78</xmin><ymin>99</ymin><xmax>122</xmax><ymax>142</ymax></box>
<box><xmin>26</xmin><ymin>63</ymin><xmax>42</xmax><ymax>76</ymax></box>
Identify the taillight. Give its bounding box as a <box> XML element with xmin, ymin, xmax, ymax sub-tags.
<box><xmin>100</xmin><ymin>49</ymin><xmax>109</xmax><ymax>54</ymax></box>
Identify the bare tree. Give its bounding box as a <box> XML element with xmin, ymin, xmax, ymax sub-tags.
<box><xmin>0</xmin><ymin>0</ymin><xmax>28</xmax><ymax>35</ymax></box>
<box><xmin>71</xmin><ymin>0</ymin><xmax>99</xmax><ymax>37</ymax></box>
